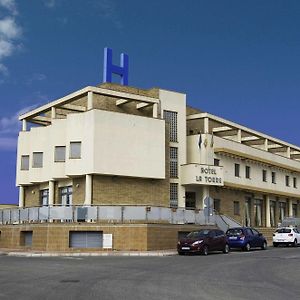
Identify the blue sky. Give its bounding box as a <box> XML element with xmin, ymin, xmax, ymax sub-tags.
<box><xmin>1</xmin><ymin>0</ymin><xmax>300</xmax><ymax>204</ymax></box>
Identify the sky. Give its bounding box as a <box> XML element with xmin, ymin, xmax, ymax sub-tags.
<box><xmin>1</xmin><ymin>0</ymin><xmax>300</xmax><ymax>204</ymax></box>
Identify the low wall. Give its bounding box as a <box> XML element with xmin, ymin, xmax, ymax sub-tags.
<box><xmin>0</xmin><ymin>223</ymin><xmax>216</xmax><ymax>252</ymax></box>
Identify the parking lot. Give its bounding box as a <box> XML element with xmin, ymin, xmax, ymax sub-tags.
<box><xmin>0</xmin><ymin>247</ymin><xmax>299</xmax><ymax>300</ymax></box>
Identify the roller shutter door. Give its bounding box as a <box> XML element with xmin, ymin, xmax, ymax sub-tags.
<box><xmin>69</xmin><ymin>231</ymin><xmax>103</xmax><ymax>248</ymax></box>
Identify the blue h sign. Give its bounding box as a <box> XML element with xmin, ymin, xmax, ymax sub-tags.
<box><xmin>103</xmin><ymin>47</ymin><xmax>129</xmax><ymax>86</ymax></box>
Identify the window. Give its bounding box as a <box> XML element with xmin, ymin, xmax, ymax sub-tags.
<box><xmin>70</xmin><ymin>142</ymin><xmax>81</xmax><ymax>159</ymax></box>
<box><xmin>279</xmin><ymin>202</ymin><xmax>286</xmax><ymax>221</ymax></box>
<box><xmin>293</xmin><ymin>177</ymin><xmax>297</xmax><ymax>188</ymax></box>
<box><xmin>262</xmin><ymin>170</ymin><xmax>267</xmax><ymax>182</ymax></box>
<box><xmin>55</xmin><ymin>146</ymin><xmax>66</xmax><ymax>162</ymax></box>
<box><xmin>286</xmin><ymin>175</ymin><xmax>290</xmax><ymax>187</ymax></box>
<box><xmin>254</xmin><ymin>199</ymin><xmax>263</xmax><ymax>226</ymax></box>
<box><xmin>21</xmin><ymin>155</ymin><xmax>29</xmax><ymax>170</ymax></box>
<box><xmin>234</xmin><ymin>201</ymin><xmax>240</xmax><ymax>215</ymax></box>
<box><xmin>214</xmin><ymin>199</ymin><xmax>221</xmax><ymax>213</ymax></box>
<box><xmin>292</xmin><ymin>204</ymin><xmax>297</xmax><ymax>217</ymax></box>
<box><xmin>32</xmin><ymin>152</ymin><xmax>43</xmax><ymax>168</ymax></box>
<box><xmin>234</xmin><ymin>164</ymin><xmax>240</xmax><ymax>177</ymax></box>
<box><xmin>272</xmin><ymin>172</ymin><xmax>276</xmax><ymax>184</ymax></box>
<box><xmin>163</xmin><ymin>110</ymin><xmax>178</xmax><ymax>142</ymax></box>
<box><xmin>60</xmin><ymin>186</ymin><xmax>73</xmax><ymax>206</ymax></box>
<box><xmin>170</xmin><ymin>183</ymin><xmax>178</xmax><ymax>208</ymax></box>
<box><xmin>170</xmin><ymin>147</ymin><xmax>178</xmax><ymax>178</ymax></box>
<box><xmin>214</xmin><ymin>159</ymin><xmax>220</xmax><ymax>166</ymax></box>
<box><xmin>245</xmin><ymin>166</ymin><xmax>251</xmax><ymax>179</ymax></box>
<box><xmin>40</xmin><ymin>189</ymin><xmax>49</xmax><ymax>206</ymax></box>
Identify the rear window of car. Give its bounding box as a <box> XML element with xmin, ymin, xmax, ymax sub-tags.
<box><xmin>187</xmin><ymin>230</ymin><xmax>210</xmax><ymax>239</ymax></box>
<box><xmin>276</xmin><ymin>228</ymin><xmax>291</xmax><ymax>233</ymax></box>
<box><xmin>226</xmin><ymin>228</ymin><xmax>243</xmax><ymax>236</ymax></box>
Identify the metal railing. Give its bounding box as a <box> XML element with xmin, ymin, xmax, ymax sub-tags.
<box><xmin>0</xmin><ymin>205</ymin><xmax>215</xmax><ymax>226</ymax></box>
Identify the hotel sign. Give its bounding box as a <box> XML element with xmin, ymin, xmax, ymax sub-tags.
<box><xmin>181</xmin><ymin>164</ymin><xmax>224</xmax><ymax>186</ymax></box>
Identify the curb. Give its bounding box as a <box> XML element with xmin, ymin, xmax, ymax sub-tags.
<box><xmin>3</xmin><ymin>250</ymin><xmax>178</xmax><ymax>258</ymax></box>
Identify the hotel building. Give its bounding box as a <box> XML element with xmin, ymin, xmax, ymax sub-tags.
<box><xmin>0</xmin><ymin>82</ymin><xmax>299</xmax><ymax>251</ymax></box>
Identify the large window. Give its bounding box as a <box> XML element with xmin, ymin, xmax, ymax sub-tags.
<box><xmin>40</xmin><ymin>189</ymin><xmax>49</xmax><ymax>206</ymax></box>
<box><xmin>32</xmin><ymin>152</ymin><xmax>43</xmax><ymax>168</ymax></box>
<box><xmin>234</xmin><ymin>164</ymin><xmax>240</xmax><ymax>177</ymax></box>
<box><xmin>55</xmin><ymin>146</ymin><xmax>66</xmax><ymax>162</ymax></box>
<box><xmin>170</xmin><ymin>183</ymin><xmax>178</xmax><ymax>208</ymax></box>
<box><xmin>279</xmin><ymin>202</ymin><xmax>287</xmax><ymax>221</ymax></box>
<box><xmin>70</xmin><ymin>142</ymin><xmax>81</xmax><ymax>159</ymax></box>
<box><xmin>170</xmin><ymin>147</ymin><xmax>178</xmax><ymax>178</ymax></box>
<box><xmin>163</xmin><ymin>110</ymin><xmax>178</xmax><ymax>142</ymax></box>
<box><xmin>60</xmin><ymin>186</ymin><xmax>73</xmax><ymax>206</ymax></box>
<box><xmin>254</xmin><ymin>199</ymin><xmax>262</xmax><ymax>226</ymax></box>
<box><xmin>270</xmin><ymin>201</ymin><xmax>276</xmax><ymax>227</ymax></box>
<box><xmin>21</xmin><ymin>155</ymin><xmax>29</xmax><ymax>170</ymax></box>
<box><xmin>285</xmin><ymin>175</ymin><xmax>290</xmax><ymax>187</ymax></box>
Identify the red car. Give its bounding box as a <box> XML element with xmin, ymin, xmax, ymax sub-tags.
<box><xmin>177</xmin><ymin>229</ymin><xmax>229</xmax><ymax>255</ymax></box>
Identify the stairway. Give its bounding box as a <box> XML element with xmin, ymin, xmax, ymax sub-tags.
<box><xmin>255</xmin><ymin>227</ymin><xmax>276</xmax><ymax>245</ymax></box>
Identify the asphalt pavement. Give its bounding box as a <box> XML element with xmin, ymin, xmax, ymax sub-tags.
<box><xmin>0</xmin><ymin>247</ymin><xmax>299</xmax><ymax>300</ymax></box>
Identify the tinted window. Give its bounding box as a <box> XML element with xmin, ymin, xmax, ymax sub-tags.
<box><xmin>226</xmin><ymin>228</ymin><xmax>243</xmax><ymax>236</ymax></box>
<box><xmin>276</xmin><ymin>228</ymin><xmax>291</xmax><ymax>233</ymax></box>
<box><xmin>251</xmin><ymin>229</ymin><xmax>259</xmax><ymax>236</ymax></box>
<box><xmin>245</xmin><ymin>229</ymin><xmax>253</xmax><ymax>236</ymax></box>
<box><xmin>186</xmin><ymin>230</ymin><xmax>210</xmax><ymax>239</ymax></box>
<box><xmin>216</xmin><ymin>230</ymin><xmax>224</xmax><ymax>237</ymax></box>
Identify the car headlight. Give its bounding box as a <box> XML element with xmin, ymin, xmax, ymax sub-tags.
<box><xmin>192</xmin><ymin>240</ymin><xmax>203</xmax><ymax>246</ymax></box>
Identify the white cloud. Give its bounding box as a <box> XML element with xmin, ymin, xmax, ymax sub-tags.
<box><xmin>26</xmin><ymin>73</ymin><xmax>47</xmax><ymax>85</ymax></box>
<box><xmin>96</xmin><ymin>0</ymin><xmax>122</xmax><ymax>30</ymax></box>
<box><xmin>0</xmin><ymin>0</ymin><xmax>18</xmax><ymax>15</ymax></box>
<box><xmin>44</xmin><ymin>0</ymin><xmax>56</xmax><ymax>8</ymax></box>
<box><xmin>0</xmin><ymin>17</ymin><xmax>21</xmax><ymax>39</ymax></box>
<box><xmin>0</xmin><ymin>104</ymin><xmax>39</xmax><ymax>151</ymax></box>
<box><xmin>0</xmin><ymin>1</ymin><xmax>21</xmax><ymax>76</ymax></box>
<box><xmin>0</xmin><ymin>63</ymin><xmax>8</xmax><ymax>75</ymax></box>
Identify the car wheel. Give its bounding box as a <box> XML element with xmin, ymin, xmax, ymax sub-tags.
<box><xmin>202</xmin><ymin>245</ymin><xmax>208</xmax><ymax>256</ymax></box>
<box><xmin>223</xmin><ymin>244</ymin><xmax>229</xmax><ymax>254</ymax></box>
<box><xmin>293</xmin><ymin>239</ymin><xmax>297</xmax><ymax>247</ymax></box>
<box><xmin>273</xmin><ymin>242</ymin><xmax>278</xmax><ymax>247</ymax></box>
<box><xmin>244</xmin><ymin>243</ymin><xmax>251</xmax><ymax>251</ymax></box>
<box><xmin>261</xmin><ymin>241</ymin><xmax>267</xmax><ymax>250</ymax></box>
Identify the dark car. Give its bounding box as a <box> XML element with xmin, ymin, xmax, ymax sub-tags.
<box><xmin>226</xmin><ymin>227</ymin><xmax>267</xmax><ymax>251</ymax></box>
<box><xmin>177</xmin><ymin>229</ymin><xmax>229</xmax><ymax>255</ymax></box>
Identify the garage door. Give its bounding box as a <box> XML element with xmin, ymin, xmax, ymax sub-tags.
<box><xmin>69</xmin><ymin>231</ymin><xmax>103</xmax><ymax>248</ymax></box>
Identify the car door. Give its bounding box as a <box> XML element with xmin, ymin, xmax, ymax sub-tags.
<box><xmin>294</xmin><ymin>228</ymin><xmax>300</xmax><ymax>244</ymax></box>
<box><xmin>245</xmin><ymin>228</ymin><xmax>255</xmax><ymax>247</ymax></box>
<box><xmin>251</xmin><ymin>228</ymin><xmax>262</xmax><ymax>247</ymax></box>
<box><xmin>208</xmin><ymin>230</ymin><xmax>217</xmax><ymax>251</ymax></box>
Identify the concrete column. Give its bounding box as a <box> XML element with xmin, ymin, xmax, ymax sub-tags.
<box><xmin>152</xmin><ymin>103</ymin><xmax>158</xmax><ymax>118</ymax></box>
<box><xmin>265</xmin><ymin>195</ymin><xmax>271</xmax><ymax>227</ymax></box>
<box><xmin>237</xmin><ymin>129</ymin><xmax>242</xmax><ymax>143</ymax></box>
<box><xmin>22</xmin><ymin>120</ymin><xmax>27</xmax><ymax>131</ymax></box>
<box><xmin>264</xmin><ymin>139</ymin><xmax>268</xmax><ymax>151</ymax></box>
<box><xmin>204</xmin><ymin>118</ymin><xmax>209</xmax><ymax>133</ymax></box>
<box><xmin>287</xmin><ymin>147</ymin><xmax>291</xmax><ymax>159</ymax></box>
<box><xmin>48</xmin><ymin>180</ymin><xmax>55</xmax><ymax>206</ymax></box>
<box><xmin>288</xmin><ymin>199</ymin><xmax>293</xmax><ymax>217</ymax></box>
<box><xmin>51</xmin><ymin>107</ymin><xmax>56</xmax><ymax>119</ymax></box>
<box><xmin>87</xmin><ymin>92</ymin><xmax>93</xmax><ymax>110</ymax></box>
<box><xmin>84</xmin><ymin>174</ymin><xmax>92</xmax><ymax>206</ymax></box>
<box><xmin>202</xmin><ymin>186</ymin><xmax>210</xmax><ymax>209</ymax></box>
<box><xmin>18</xmin><ymin>186</ymin><xmax>25</xmax><ymax>208</ymax></box>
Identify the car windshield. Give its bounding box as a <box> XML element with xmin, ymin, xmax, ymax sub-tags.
<box><xmin>276</xmin><ymin>228</ymin><xmax>291</xmax><ymax>233</ymax></box>
<box><xmin>186</xmin><ymin>230</ymin><xmax>210</xmax><ymax>239</ymax></box>
<box><xmin>226</xmin><ymin>228</ymin><xmax>243</xmax><ymax>236</ymax></box>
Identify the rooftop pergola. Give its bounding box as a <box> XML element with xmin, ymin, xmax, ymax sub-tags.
<box><xmin>19</xmin><ymin>86</ymin><xmax>159</xmax><ymax>130</ymax></box>
<box><xmin>187</xmin><ymin>112</ymin><xmax>300</xmax><ymax>161</ymax></box>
